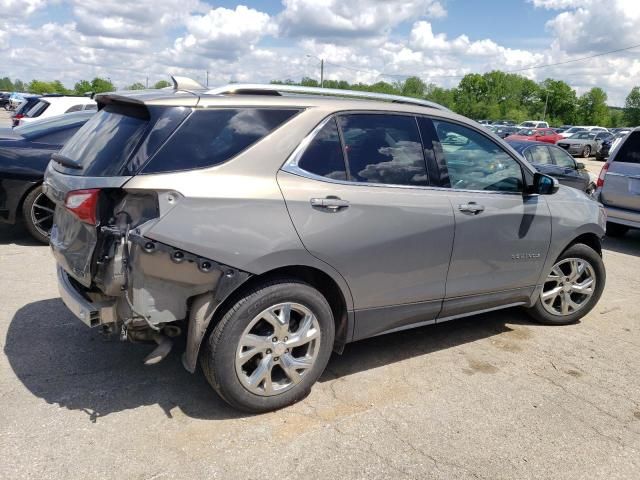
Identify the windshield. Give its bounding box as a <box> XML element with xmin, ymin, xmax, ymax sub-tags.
<box><xmin>516</xmin><ymin>128</ymin><xmax>536</xmax><ymax>136</ymax></box>
<box><xmin>519</xmin><ymin>122</ymin><xmax>536</xmax><ymax>128</ymax></box>
<box><xmin>14</xmin><ymin>112</ymin><xmax>93</xmax><ymax>138</ymax></box>
<box><xmin>564</xmin><ymin>127</ymin><xmax>585</xmax><ymax>134</ymax></box>
<box><xmin>569</xmin><ymin>132</ymin><xmax>596</xmax><ymax>140</ymax></box>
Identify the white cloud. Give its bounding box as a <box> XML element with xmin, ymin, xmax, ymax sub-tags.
<box><xmin>278</xmin><ymin>0</ymin><xmax>446</xmax><ymax>38</ymax></box>
<box><xmin>0</xmin><ymin>0</ymin><xmax>47</xmax><ymax>17</ymax></box>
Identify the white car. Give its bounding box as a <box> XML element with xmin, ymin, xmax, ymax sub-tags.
<box><xmin>518</xmin><ymin>120</ymin><xmax>549</xmax><ymax>128</ymax></box>
<box><xmin>17</xmin><ymin>96</ymin><xmax>96</xmax><ymax>126</ymax></box>
<box><xmin>559</xmin><ymin>126</ymin><xmax>609</xmax><ymax>138</ymax></box>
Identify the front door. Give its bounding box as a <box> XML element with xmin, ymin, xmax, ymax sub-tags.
<box><xmin>428</xmin><ymin>119</ymin><xmax>552</xmax><ymax>317</ymax></box>
<box><xmin>278</xmin><ymin>113</ymin><xmax>455</xmax><ymax>338</ymax></box>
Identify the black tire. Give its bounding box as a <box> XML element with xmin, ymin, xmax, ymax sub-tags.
<box><xmin>21</xmin><ymin>185</ymin><xmax>54</xmax><ymax>244</ymax></box>
<box><xmin>201</xmin><ymin>278</ymin><xmax>335</xmax><ymax>413</ymax></box>
<box><xmin>526</xmin><ymin>244</ymin><xmax>605</xmax><ymax>325</ymax></box>
<box><xmin>585</xmin><ymin>182</ymin><xmax>596</xmax><ymax>198</ymax></box>
<box><xmin>606</xmin><ymin>222</ymin><xmax>629</xmax><ymax>238</ymax></box>
<box><xmin>582</xmin><ymin>145</ymin><xmax>591</xmax><ymax>158</ymax></box>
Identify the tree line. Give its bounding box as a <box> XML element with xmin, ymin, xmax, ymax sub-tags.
<box><xmin>0</xmin><ymin>77</ymin><xmax>171</xmax><ymax>96</ymax></box>
<box><xmin>2</xmin><ymin>72</ymin><xmax>639</xmax><ymax>127</ymax></box>
<box><xmin>274</xmin><ymin>72</ymin><xmax>640</xmax><ymax>127</ymax></box>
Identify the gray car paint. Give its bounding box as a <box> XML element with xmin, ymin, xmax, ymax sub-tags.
<box><xmin>45</xmin><ymin>88</ymin><xmax>606</xmax><ymax>374</ymax></box>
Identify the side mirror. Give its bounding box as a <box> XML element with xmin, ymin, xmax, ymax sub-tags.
<box><xmin>576</xmin><ymin>162</ymin><xmax>585</xmax><ymax>170</ymax></box>
<box><xmin>533</xmin><ymin>172</ymin><xmax>559</xmax><ymax>195</ymax></box>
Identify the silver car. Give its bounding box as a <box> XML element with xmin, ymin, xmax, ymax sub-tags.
<box><xmin>556</xmin><ymin>131</ymin><xmax>612</xmax><ymax>158</ymax></box>
<box><xmin>44</xmin><ymin>80</ymin><xmax>607</xmax><ymax>412</ymax></box>
<box><xmin>598</xmin><ymin>128</ymin><xmax>640</xmax><ymax>236</ymax></box>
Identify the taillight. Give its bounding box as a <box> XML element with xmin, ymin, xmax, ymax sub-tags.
<box><xmin>596</xmin><ymin>163</ymin><xmax>609</xmax><ymax>188</ymax></box>
<box><xmin>14</xmin><ymin>113</ymin><xmax>24</xmax><ymax>119</ymax></box>
<box><xmin>64</xmin><ymin>189</ymin><xmax>101</xmax><ymax>224</ymax></box>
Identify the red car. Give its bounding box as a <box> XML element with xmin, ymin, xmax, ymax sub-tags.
<box><xmin>505</xmin><ymin>128</ymin><xmax>563</xmax><ymax>144</ymax></box>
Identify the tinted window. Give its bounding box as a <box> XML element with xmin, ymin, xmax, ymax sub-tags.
<box><xmin>65</xmin><ymin>104</ymin><xmax>83</xmax><ymax>113</ymax></box>
<box><xmin>84</xmin><ymin>104</ymin><xmax>97</xmax><ymax>111</ymax></box>
<box><xmin>26</xmin><ymin>100</ymin><xmax>49</xmax><ymax>118</ymax></box>
<box><xmin>35</xmin><ymin>126</ymin><xmax>83</xmax><ymax>145</ymax></box>
<box><xmin>338</xmin><ymin>114</ymin><xmax>427</xmax><ymax>186</ymax></box>
<box><xmin>297</xmin><ymin>118</ymin><xmax>347</xmax><ymax>180</ymax></box>
<box><xmin>15</xmin><ymin>112</ymin><xmax>92</xmax><ymax>138</ymax></box>
<box><xmin>613</xmin><ymin>131</ymin><xmax>640</xmax><ymax>164</ymax></box>
<box><xmin>526</xmin><ymin>146</ymin><xmax>552</xmax><ymax>164</ymax></box>
<box><xmin>549</xmin><ymin>146</ymin><xmax>575</xmax><ymax>168</ymax></box>
<box><xmin>434</xmin><ymin>120</ymin><xmax>523</xmax><ymax>192</ymax></box>
<box><xmin>143</xmin><ymin>109</ymin><xmax>299</xmax><ymax>174</ymax></box>
<box><xmin>58</xmin><ymin>104</ymin><xmax>149</xmax><ymax>176</ymax></box>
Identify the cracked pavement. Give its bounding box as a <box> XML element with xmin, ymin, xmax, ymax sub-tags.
<box><xmin>1</xmin><ymin>112</ymin><xmax>640</xmax><ymax>479</ymax></box>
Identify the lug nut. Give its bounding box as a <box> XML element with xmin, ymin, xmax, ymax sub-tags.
<box><xmin>266</xmin><ymin>349</ymin><xmax>272</xmax><ymax>354</ymax></box>
<box><xmin>272</xmin><ymin>337</ymin><xmax>278</xmax><ymax>342</ymax></box>
<box><xmin>283</xmin><ymin>336</ymin><xmax>288</xmax><ymax>341</ymax></box>
<box><xmin>274</xmin><ymin>357</ymin><xmax>280</xmax><ymax>362</ymax></box>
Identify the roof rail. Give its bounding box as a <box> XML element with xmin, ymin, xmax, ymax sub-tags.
<box><xmin>205</xmin><ymin>83</ymin><xmax>450</xmax><ymax>111</ymax></box>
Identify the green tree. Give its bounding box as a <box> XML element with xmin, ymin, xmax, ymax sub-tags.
<box><xmin>0</xmin><ymin>77</ymin><xmax>13</xmax><ymax>91</ymax></box>
<box><xmin>51</xmin><ymin>80</ymin><xmax>71</xmax><ymax>94</ymax></box>
<box><xmin>13</xmin><ymin>79</ymin><xmax>24</xmax><ymax>92</ymax></box>
<box><xmin>424</xmin><ymin>83</ymin><xmax>455</xmax><ymax>109</ymax></box>
<box><xmin>401</xmin><ymin>76</ymin><xmax>426</xmax><ymax>98</ymax></box>
<box><xmin>153</xmin><ymin>80</ymin><xmax>171</xmax><ymax>89</ymax></box>
<box><xmin>577</xmin><ymin>87</ymin><xmax>609</xmax><ymax>125</ymax></box>
<box><xmin>454</xmin><ymin>73</ymin><xmax>488</xmax><ymax>118</ymax></box>
<box><xmin>74</xmin><ymin>80</ymin><xmax>93</xmax><ymax>95</ymax></box>
<box><xmin>300</xmin><ymin>77</ymin><xmax>319</xmax><ymax>87</ymax></box>
<box><xmin>126</xmin><ymin>82</ymin><xmax>146</xmax><ymax>90</ymax></box>
<box><xmin>623</xmin><ymin>86</ymin><xmax>640</xmax><ymax>126</ymax></box>
<box><xmin>27</xmin><ymin>80</ymin><xmax>56</xmax><ymax>94</ymax></box>
<box><xmin>539</xmin><ymin>78</ymin><xmax>577</xmax><ymax>125</ymax></box>
<box><xmin>90</xmin><ymin>77</ymin><xmax>115</xmax><ymax>93</ymax></box>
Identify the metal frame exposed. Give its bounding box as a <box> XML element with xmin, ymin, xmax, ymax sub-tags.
<box><xmin>204</xmin><ymin>83</ymin><xmax>449</xmax><ymax>111</ymax></box>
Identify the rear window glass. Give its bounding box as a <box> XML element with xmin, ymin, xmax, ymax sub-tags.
<box><xmin>142</xmin><ymin>108</ymin><xmax>299</xmax><ymax>174</ymax></box>
<box><xmin>614</xmin><ymin>131</ymin><xmax>640</xmax><ymax>164</ymax></box>
<box><xmin>58</xmin><ymin>104</ymin><xmax>149</xmax><ymax>176</ymax></box>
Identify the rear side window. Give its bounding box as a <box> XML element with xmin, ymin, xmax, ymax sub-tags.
<box><xmin>143</xmin><ymin>108</ymin><xmax>299</xmax><ymax>174</ymax></box>
<box><xmin>297</xmin><ymin>118</ymin><xmax>347</xmax><ymax>180</ymax></box>
<box><xmin>26</xmin><ymin>100</ymin><xmax>49</xmax><ymax>118</ymax></box>
<box><xmin>338</xmin><ymin>114</ymin><xmax>428</xmax><ymax>186</ymax></box>
<box><xmin>65</xmin><ymin>104</ymin><xmax>83</xmax><ymax>113</ymax></box>
<box><xmin>58</xmin><ymin>104</ymin><xmax>149</xmax><ymax>176</ymax></box>
<box><xmin>614</xmin><ymin>131</ymin><xmax>640</xmax><ymax>164</ymax></box>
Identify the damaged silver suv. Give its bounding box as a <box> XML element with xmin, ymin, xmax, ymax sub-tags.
<box><xmin>45</xmin><ymin>79</ymin><xmax>607</xmax><ymax>412</ymax></box>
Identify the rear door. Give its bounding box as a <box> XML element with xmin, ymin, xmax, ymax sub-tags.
<box><xmin>601</xmin><ymin>131</ymin><xmax>640</xmax><ymax>211</ymax></box>
<box><xmin>429</xmin><ymin>119</ymin><xmax>552</xmax><ymax>316</ymax></box>
<box><xmin>278</xmin><ymin>113</ymin><xmax>455</xmax><ymax>338</ymax></box>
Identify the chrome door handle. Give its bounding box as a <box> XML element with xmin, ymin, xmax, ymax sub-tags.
<box><xmin>458</xmin><ymin>202</ymin><xmax>485</xmax><ymax>214</ymax></box>
<box><xmin>310</xmin><ymin>197</ymin><xmax>350</xmax><ymax>211</ymax></box>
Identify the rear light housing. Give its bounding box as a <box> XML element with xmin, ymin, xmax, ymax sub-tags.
<box><xmin>64</xmin><ymin>189</ymin><xmax>101</xmax><ymax>224</ymax></box>
<box><xmin>14</xmin><ymin>113</ymin><xmax>24</xmax><ymax>119</ymax></box>
<box><xmin>596</xmin><ymin>163</ymin><xmax>609</xmax><ymax>188</ymax></box>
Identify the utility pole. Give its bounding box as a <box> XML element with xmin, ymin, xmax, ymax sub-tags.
<box><xmin>320</xmin><ymin>59</ymin><xmax>324</xmax><ymax>88</ymax></box>
<box><xmin>146</xmin><ymin>76</ymin><xmax>148</xmax><ymax>88</ymax></box>
<box><xmin>206</xmin><ymin>70</ymin><xmax>209</xmax><ymax>87</ymax></box>
<box><xmin>543</xmin><ymin>90</ymin><xmax>549</xmax><ymax>121</ymax></box>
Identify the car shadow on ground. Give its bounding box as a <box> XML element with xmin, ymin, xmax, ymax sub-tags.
<box><xmin>603</xmin><ymin>230</ymin><xmax>640</xmax><ymax>256</ymax></box>
<box><xmin>5</xmin><ymin>297</ymin><xmax>532</xmax><ymax>422</ymax></box>
<box><xmin>0</xmin><ymin>223</ymin><xmax>42</xmax><ymax>246</ymax></box>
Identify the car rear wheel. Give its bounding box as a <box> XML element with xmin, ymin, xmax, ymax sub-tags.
<box><xmin>606</xmin><ymin>222</ymin><xmax>629</xmax><ymax>237</ymax></box>
<box><xmin>582</xmin><ymin>145</ymin><xmax>591</xmax><ymax>158</ymax></box>
<box><xmin>201</xmin><ymin>278</ymin><xmax>335</xmax><ymax>412</ymax></box>
<box><xmin>21</xmin><ymin>185</ymin><xmax>55</xmax><ymax>244</ymax></box>
<box><xmin>526</xmin><ymin>244</ymin><xmax>605</xmax><ymax>325</ymax></box>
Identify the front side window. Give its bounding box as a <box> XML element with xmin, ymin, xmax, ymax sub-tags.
<box><xmin>525</xmin><ymin>146</ymin><xmax>552</xmax><ymax>165</ymax></box>
<box><xmin>434</xmin><ymin>120</ymin><xmax>523</xmax><ymax>192</ymax></box>
<box><xmin>337</xmin><ymin>114</ymin><xmax>428</xmax><ymax>186</ymax></box>
<box><xmin>297</xmin><ymin>118</ymin><xmax>347</xmax><ymax>180</ymax></box>
<box><xmin>549</xmin><ymin>147</ymin><xmax>575</xmax><ymax>168</ymax></box>
<box><xmin>143</xmin><ymin>108</ymin><xmax>299</xmax><ymax>174</ymax></box>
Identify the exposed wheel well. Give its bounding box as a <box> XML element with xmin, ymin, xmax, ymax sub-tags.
<box><xmin>205</xmin><ymin>265</ymin><xmax>349</xmax><ymax>354</ymax></box>
<box><xmin>16</xmin><ymin>182</ymin><xmax>42</xmax><ymax>221</ymax></box>
<box><xmin>564</xmin><ymin>233</ymin><xmax>602</xmax><ymax>257</ymax></box>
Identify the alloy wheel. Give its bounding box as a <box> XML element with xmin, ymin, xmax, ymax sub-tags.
<box><xmin>235</xmin><ymin>302</ymin><xmax>321</xmax><ymax>396</ymax></box>
<box><xmin>540</xmin><ymin>258</ymin><xmax>596</xmax><ymax>316</ymax></box>
<box><xmin>29</xmin><ymin>191</ymin><xmax>55</xmax><ymax>239</ymax></box>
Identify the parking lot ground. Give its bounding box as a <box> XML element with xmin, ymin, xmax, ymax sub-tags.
<box><xmin>1</xmin><ymin>221</ymin><xmax>640</xmax><ymax>479</ymax></box>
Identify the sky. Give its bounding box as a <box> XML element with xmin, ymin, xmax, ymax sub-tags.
<box><xmin>1</xmin><ymin>0</ymin><xmax>639</xmax><ymax>106</ymax></box>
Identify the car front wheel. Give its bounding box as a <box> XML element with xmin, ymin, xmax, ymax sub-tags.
<box><xmin>582</xmin><ymin>145</ymin><xmax>591</xmax><ymax>158</ymax></box>
<box><xmin>526</xmin><ymin>244</ymin><xmax>605</xmax><ymax>325</ymax></box>
<box><xmin>201</xmin><ymin>278</ymin><xmax>335</xmax><ymax>412</ymax></box>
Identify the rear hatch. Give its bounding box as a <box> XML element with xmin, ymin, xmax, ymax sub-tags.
<box><xmin>600</xmin><ymin>130</ymin><xmax>640</xmax><ymax>212</ymax></box>
<box><xmin>45</xmin><ymin>98</ymin><xmax>192</xmax><ymax>286</ymax></box>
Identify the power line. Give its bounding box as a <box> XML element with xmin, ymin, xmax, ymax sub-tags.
<box><xmin>308</xmin><ymin>42</ymin><xmax>640</xmax><ymax>80</ymax></box>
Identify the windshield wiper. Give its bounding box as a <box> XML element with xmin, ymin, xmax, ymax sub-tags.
<box><xmin>51</xmin><ymin>153</ymin><xmax>82</xmax><ymax>169</ymax></box>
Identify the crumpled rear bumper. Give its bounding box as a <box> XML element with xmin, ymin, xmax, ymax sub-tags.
<box><xmin>57</xmin><ymin>265</ymin><xmax>116</xmax><ymax>327</ymax></box>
